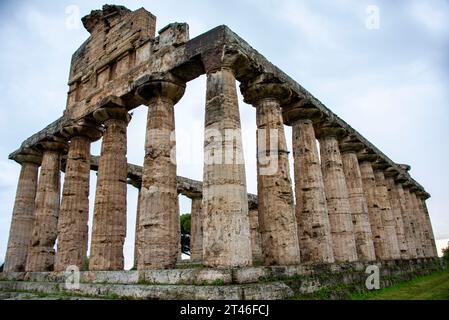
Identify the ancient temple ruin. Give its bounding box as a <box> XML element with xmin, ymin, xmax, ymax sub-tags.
<box><xmin>0</xmin><ymin>5</ymin><xmax>440</xmax><ymax>300</ymax></box>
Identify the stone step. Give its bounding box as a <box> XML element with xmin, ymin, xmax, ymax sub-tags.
<box><xmin>0</xmin><ymin>281</ymin><xmax>293</xmax><ymax>300</ymax></box>
<box><xmin>0</xmin><ymin>291</ymin><xmax>105</xmax><ymax>300</ymax></box>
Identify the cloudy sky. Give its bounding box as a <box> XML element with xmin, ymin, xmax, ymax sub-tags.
<box><xmin>0</xmin><ymin>0</ymin><xmax>448</xmax><ymax>269</ymax></box>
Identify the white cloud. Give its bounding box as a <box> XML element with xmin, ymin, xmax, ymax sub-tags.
<box><xmin>409</xmin><ymin>1</ymin><xmax>449</xmax><ymax>35</ymax></box>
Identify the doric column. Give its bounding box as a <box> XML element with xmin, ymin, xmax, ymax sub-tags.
<box><xmin>283</xmin><ymin>106</ymin><xmax>334</xmax><ymax>264</ymax></box>
<box><xmin>248</xmin><ymin>201</ymin><xmax>263</xmax><ymax>265</ymax></box>
<box><xmin>134</xmin><ymin>188</ymin><xmax>142</xmax><ymax>269</ymax></box>
<box><xmin>190</xmin><ymin>197</ymin><xmax>203</xmax><ymax>263</ymax></box>
<box><xmin>135</xmin><ymin>75</ymin><xmax>185</xmax><ymax>269</ymax></box>
<box><xmin>373</xmin><ymin>166</ymin><xmax>401</xmax><ymax>260</ymax></box>
<box><xmin>409</xmin><ymin>189</ymin><xmax>428</xmax><ymax>258</ymax></box>
<box><xmin>316</xmin><ymin>123</ymin><xmax>358</xmax><ymax>262</ymax></box>
<box><xmin>410</xmin><ymin>189</ymin><xmax>433</xmax><ymax>258</ymax></box>
<box><xmin>201</xmin><ymin>67</ymin><xmax>252</xmax><ymax>268</ymax></box>
<box><xmin>384</xmin><ymin>171</ymin><xmax>409</xmax><ymax>260</ymax></box>
<box><xmin>4</xmin><ymin>149</ymin><xmax>42</xmax><ymax>272</ymax></box>
<box><xmin>394</xmin><ymin>175</ymin><xmax>418</xmax><ymax>259</ymax></box>
<box><xmin>55</xmin><ymin>119</ymin><xmax>102</xmax><ymax>272</ymax></box>
<box><xmin>402</xmin><ymin>186</ymin><xmax>424</xmax><ymax>258</ymax></box>
<box><xmin>26</xmin><ymin>138</ymin><xmax>67</xmax><ymax>272</ymax></box>
<box><xmin>359</xmin><ymin>154</ymin><xmax>389</xmax><ymax>261</ymax></box>
<box><xmin>416</xmin><ymin>192</ymin><xmax>438</xmax><ymax>257</ymax></box>
<box><xmin>241</xmin><ymin>75</ymin><xmax>300</xmax><ymax>266</ymax></box>
<box><xmin>89</xmin><ymin>98</ymin><xmax>131</xmax><ymax>271</ymax></box>
<box><xmin>340</xmin><ymin>138</ymin><xmax>376</xmax><ymax>262</ymax></box>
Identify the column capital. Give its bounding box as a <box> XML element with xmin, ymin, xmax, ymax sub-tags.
<box><xmin>402</xmin><ymin>180</ymin><xmax>415</xmax><ymax>190</ymax></box>
<box><xmin>357</xmin><ymin>148</ymin><xmax>379</xmax><ymax>163</ymax></box>
<box><xmin>38</xmin><ymin>136</ymin><xmax>68</xmax><ymax>154</ymax></box>
<box><xmin>134</xmin><ymin>73</ymin><xmax>186</xmax><ymax>105</ymax></box>
<box><xmin>282</xmin><ymin>100</ymin><xmax>324</xmax><ymax>126</ymax></box>
<box><xmin>372</xmin><ymin>160</ymin><xmax>391</xmax><ymax>172</ymax></box>
<box><xmin>61</xmin><ymin>118</ymin><xmax>104</xmax><ymax>142</ymax></box>
<box><xmin>416</xmin><ymin>190</ymin><xmax>431</xmax><ymax>200</ymax></box>
<box><xmin>315</xmin><ymin>122</ymin><xmax>346</xmax><ymax>139</ymax></box>
<box><xmin>339</xmin><ymin>135</ymin><xmax>365</xmax><ymax>154</ymax></box>
<box><xmin>12</xmin><ymin>148</ymin><xmax>42</xmax><ymax>166</ymax></box>
<box><xmin>397</xmin><ymin>164</ymin><xmax>411</xmax><ymax>172</ymax></box>
<box><xmin>240</xmin><ymin>73</ymin><xmax>292</xmax><ymax>106</ymax></box>
<box><xmin>93</xmin><ymin>96</ymin><xmax>131</xmax><ymax>124</ymax></box>
<box><xmin>384</xmin><ymin>166</ymin><xmax>401</xmax><ymax>179</ymax></box>
<box><xmin>393</xmin><ymin>173</ymin><xmax>408</xmax><ymax>184</ymax></box>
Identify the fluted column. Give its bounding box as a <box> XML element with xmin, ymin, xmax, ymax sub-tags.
<box><xmin>201</xmin><ymin>67</ymin><xmax>252</xmax><ymax>268</ymax></box>
<box><xmin>89</xmin><ymin>99</ymin><xmax>130</xmax><ymax>271</ymax></box>
<box><xmin>135</xmin><ymin>76</ymin><xmax>185</xmax><ymax>269</ymax></box>
<box><xmin>248</xmin><ymin>203</ymin><xmax>263</xmax><ymax>265</ymax></box>
<box><xmin>394</xmin><ymin>178</ymin><xmax>418</xmax><ymax>259</ymax></box>
<box><xmin>134</xmin><ymin>187</ymin><xmax>142</xmax><ymax>269</ymax></box>
<box><xmin>26</xmin><ymin>138</ymin><xmax>67</xmax><ymax>272</ymax></box>
<box><xmin>410</xmin><ymin>189</ymin><xmax>432</xmax><ymax>258</ymax></box>
<box><xmin>340</xmin><ymin>139</ymin><xmax>376</xmax><ymax>262</ymax></box>
<box><xmin>373</xmin><ymin>168</ymin><xmax>401</xmax><ymax>260</ymax></box>
<box><xmin>283</xmin><ymin>107</ymin><xmax>334</xmax><ymax>264</ymax></box>
<box><xmin>190</xmin><ymin>197</ymin><xmax>203</xmax><ymax>263</ymax></box>
<box><xmin>416</xmin><ymin>193</ymin><xmax>437</xmax><ymax>257</ymax></box>
<box><xmin>410</xmin><ymin>190</ymin><xmax>428</xmax><ymax>258</ymax></box>
<box><xmin>385</xmin><ymin>174</ymin><xmax>409</xmax><ymax>259</ymax></box>
<box><xmin>55</xmin><ymin>120</ymin><xmax>102</xmax><ymax>272</ymax></box>
<box><xmin>4</xmin><ymin>150</ymin><xmax>41</xmax><ymax>272</ymax></box>
<box><xmin>317</xmin><ymin>124</ymin><xmax>358</xmax><ymax>262</ymax></box>
<box><xmin>359</xmin><ymin>157</ymin><xmax>389</xmax><ymax>260</ymax></box>
<box><xmin>402</xmin><ymin>187</ymin><xmax>424</xmax><ymax>258</ymax></box>
<box><xmin>241</xmin><ymin>75</ymin><xmax>300</xmax><ymax>266</ymax></box>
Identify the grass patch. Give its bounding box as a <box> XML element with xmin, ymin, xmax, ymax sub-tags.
<box><xmin>349</xmin><ymin>270</ymin><xmax>449</xmax><ymax>300</ymax></box>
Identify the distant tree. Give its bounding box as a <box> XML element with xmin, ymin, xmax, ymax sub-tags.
<box><xmin>180</xmin><ymin>213</ymin><xmax>191</xmax><ymax>255</ymax></box>
<box><xmin>0</xmin><ymin>262</ymin><xmax>3</xmax><ymax>272</ymax></box>
<box><xmin>442</xmin><ymin>242</ymin><xmax>449</xmax><ymax>265</ymax></box>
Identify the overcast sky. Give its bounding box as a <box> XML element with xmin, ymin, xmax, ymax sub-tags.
<box><xmin>0</xmin><ymin>0</ymin><xmax>448</xmax><ymax>269</ymax></box>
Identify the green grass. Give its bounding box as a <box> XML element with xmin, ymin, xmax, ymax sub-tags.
<box><xmin>349</xmin><ymin>270</ymin><xmax>449</xmax><ymax>300</ymax></box>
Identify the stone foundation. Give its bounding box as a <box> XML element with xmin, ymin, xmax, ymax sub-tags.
<box><xmin>0</xmin><ymin>258</ymin><xmax>443</xmax><ymax>300</ymax></box>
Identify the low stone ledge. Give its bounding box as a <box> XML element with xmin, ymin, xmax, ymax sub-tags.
<box><xmin>0</xmin><ymin>258</ymin><xmax>444</xmax><ymax>300</ymax></box>
<box><xmin>0</xmin><ymin>281</ymin><xmax>292</xmax><ymax>300</ymax></box>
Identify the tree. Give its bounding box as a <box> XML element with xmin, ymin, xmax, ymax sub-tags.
<box><xmin>180</xmin><ymin>213</ymin><xmax>191</xmax><ymax>255</ymax></box>
<box><xmin>0</xmin><ymin>262</ymin><xmax>3</xmax><ymax>272</ymax></box>
<box><xmin>442</xmin><ymin>242</ymin><xmax>449</xmax><ymax>265</ymax></box>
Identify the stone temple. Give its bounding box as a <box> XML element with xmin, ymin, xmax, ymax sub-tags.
<box><xmin>0</xmin><ymin>5</ymin><xmax>442</xmax><ymax>300</ymax></box>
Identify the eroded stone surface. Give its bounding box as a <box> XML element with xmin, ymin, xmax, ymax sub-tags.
<box><xmin>136</xmin><ymin>78</ymin><xmax>185</xmax><ymax>270</ymax></box>
<box><xmin>385</xmin><ymin>177</ymin><xmax>409</xmax><ymax>259</ymax></box>
<box><xmin>395</xmin><ymin>183</ymin><xmax>418</xmax><ymax>259</ymax></box>
<box><xmin>4</xmin><ymin>152</ymin><xmax>41</xmax><ymax>272</ymax></box>
<box><xmin>26</xmin><ymin>141</ymin><xmax>66</xmax><ymax>272</ymax></box>
<box><xmin>190</xmin><ymin>197</ymin><xmax>203</xmax><ymax>263</ymax></box>
<box><xmin>89</xmin><ymin>104</ymin><xmax>130</xmax><ymax>271</ymax></box>
<box><xmin>202</xmin><ymin>68</ymin><xmax>252</xmax><ymax>268</ymax></box>
<box><xmin>56</xmin><ymin>121</ymin><xmax>102</xmax><ymax>271</ymax></box>
<box><xmin>360</xmin><ymin>161</ymin><xmax>390</xmax><ymax>261</ymax></box>
<box><xmin>254</xmin><ymin>97</ymin><xmax>300</xmax><ymax>266</ymax></box>
<box><xmin>341</xmin><ymin>151</ymin><xmax>376</xmax><ymax>261</ymax></box>
<box><xmin>293</xmin><ymin>119</ymin><xmax>334</xmax><ymax>264</ymax></box>
<box><xmin>373</xmin><ymin>170</ymin><xmax>400</xmax><ymax>260</ymax></box>
<box><xmin>319</xmin><ymin>134</ymin><xmax>357</xmax><ymax>262</ymax></box>
<box><xmin>402</xmin><ymin>188</ymin><xmax>424</xmax><ymax>258</ymax></box>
